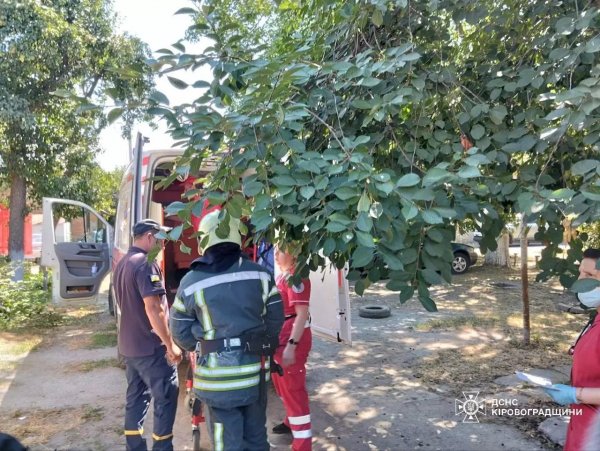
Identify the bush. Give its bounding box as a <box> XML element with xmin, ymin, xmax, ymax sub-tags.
<box><xmin>0</xmin><ymin>261</ymin><xmax>63</xmax><ymax>330</ymax></box>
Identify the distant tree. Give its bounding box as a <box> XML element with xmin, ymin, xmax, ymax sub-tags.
<box><xmin>0</xmin><ymin>0</ymin><xmax>153</xmax><ymax>279</ymax></box>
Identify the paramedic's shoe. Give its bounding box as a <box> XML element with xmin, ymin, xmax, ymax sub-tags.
<box><xmin>272</xmin><ymin>423</ymin><xmax>291</xmax><ymax>434</ymax></box>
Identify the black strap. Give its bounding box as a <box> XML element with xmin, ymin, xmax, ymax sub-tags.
<box><xmin>197</xmin><ymin>337</ymin><xmax>243</xmax><ymax>355</ymax></box>
<box><xmin>569</xmin><ymin>313</ymin><xmax>597</xmax><ymax>355</ymax></box>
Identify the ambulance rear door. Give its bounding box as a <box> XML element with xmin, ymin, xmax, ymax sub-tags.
<box><xmin>308</xmin><ymin>262</ymin><xmax>352</xmax><ymax>344</ymax></box>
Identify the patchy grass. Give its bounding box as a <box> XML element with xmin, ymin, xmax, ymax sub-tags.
<box><xmin>415</xmin><ymin>315</ymin><xmax>504</xmax><ymax>331</ymax></box>
<box><xmin>81</xmin><ymin>406</ymin><xmax>104</xmax><ymax>421</ymax></box>
<box><xmin>0</xmin><ymin>406</ymin><xmax>97</xmax><ymax>447</ymax></box>
<box><xmin>86</xmin><ymin>330</ymin><xmax>117</xmax><ymax>349</ymax></box>
<box><xmin>68</xmin><ymin>358</ymin><xmax>120</xmax><ymax>373</ymax></box>
<box><xmin>0</xmin><ymin>334</ymin><xmax>43</xmax><ymax>357</ymax></box>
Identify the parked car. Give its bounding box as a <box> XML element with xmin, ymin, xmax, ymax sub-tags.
<box><xmin>451</xmin><ymin>242</ymin><xmax>478</xmax><ymax>274</ymax></box>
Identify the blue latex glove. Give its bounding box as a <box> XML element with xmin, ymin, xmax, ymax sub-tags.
<box><xmin>543</xmin><ymin>384</ymin><xmax>577</xmax><ymax>406</ymax></box>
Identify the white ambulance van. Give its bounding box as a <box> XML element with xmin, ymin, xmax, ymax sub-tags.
<box><xmin>41</xmin><ymin>134</ymin><xmax>351</xmax><ymax>344</ymax></box>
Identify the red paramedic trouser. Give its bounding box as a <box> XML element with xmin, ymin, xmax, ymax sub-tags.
<box><xmin>273</xmin><ymin>320</ymin><xmax>312</xmax><ymax>451</ymax></box>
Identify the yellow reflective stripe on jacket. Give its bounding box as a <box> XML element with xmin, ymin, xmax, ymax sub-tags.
<box><xmin>194</xmin><ymin>289</ymin><xmax>215</xmax><ymax>340</ymax></box>
<box><xmin>183</xmin><ymin>271</ymin><xmax>271</xmax><ymax>296</ymax></box>
<box><xmin>196</xmin><ymin>362</ymin><xmax>262</xmax><ymax>378</ymax></box>
<box><xmin>172</xmin><ymin>296</ymin><xmax>186</xmax><ymax>313</ymax></box>
<box><xmin>214</xmin><ymin>423</ymin><xmax>224</xmax><ymax>451</ymax></box>
<box><xmin>195</xmin><ymin>360</ymin><xmax>268</xmax><ymax>378</ymax></box>
<box><xmin>124</xmin><ymin>429</ymin><xmax>143</xmax><ymax>436</ymax></box>
<box><xmin>152</xmin><ymin>433</ymin><xmax>173</xmax><ymax>441</ymax></box>
<box><xmin>194</xmin><ymin>375</ymin><xmax>260</xmax><ymax>391</ymax></box>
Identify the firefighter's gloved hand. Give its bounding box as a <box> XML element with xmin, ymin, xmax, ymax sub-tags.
<box><xmin>543</xmin><ymin>384</ymin><xmax>577</xmax><ymax>406</ymax></box>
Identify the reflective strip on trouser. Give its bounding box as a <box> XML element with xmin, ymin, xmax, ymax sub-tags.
<box><xmin>273</xmin><ymin>328</ymin><xmax>312</xmax><ymax>451</ymax></box>
<box><xmin>124</xmin><ymin>347</ymin><xmax>179</xmax><ymax>451</ymax></box>
<box><xmin>205</xmin><ymin>399</ymin><xmax>268</xmax><ymax>451</ymax></box>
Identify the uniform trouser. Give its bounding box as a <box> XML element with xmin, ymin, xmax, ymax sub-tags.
<box><xmin>273</xmin><ymin>326</ymin><xmax>312</xmax><ymax>451</ymax></box>
<box><xmin>203</xmin><ymin>397</ymin><xmax>269</xmax><ymax>451</ymax></box>
<box><xmin>123</xmin><ymin>347</ymin><xmax>179</xmax><ymax>451</ymax></box>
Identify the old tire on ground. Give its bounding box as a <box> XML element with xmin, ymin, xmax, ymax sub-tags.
<box><xmin>358</xmin><ymin>304</ymin><xmax>391</xmax><ymax>319</ymax></box>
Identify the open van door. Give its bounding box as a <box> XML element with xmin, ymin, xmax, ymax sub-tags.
<box><xmin>309</xmin><ymin>263</ymin><xmax>352</xmax><ymax>344</ymax></box>
<box><xmin>275</xmin><ymin>259</ymin><xmax>352</xmax><ymax>345</ymax></box>
<box><xmin>41</xmin><ymin>198</ymin><xmax>112</xmax><ymax>303</ymax></box>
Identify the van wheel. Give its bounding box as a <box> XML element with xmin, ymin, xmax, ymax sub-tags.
<box><xmin>358</xmin><ymin>304</ymin><xmax>391</xmax><ymax>319</ymax></box>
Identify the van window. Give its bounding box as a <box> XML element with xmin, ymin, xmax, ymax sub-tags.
<box><xmin>52</xmin><ymin>205</ymin><xmax>107</xmax><ymax>244</ymax></box>
<box><xmin>114</xmin><ymin>174</ymin><xmax>133</xmax><ymax>250</ymax></box>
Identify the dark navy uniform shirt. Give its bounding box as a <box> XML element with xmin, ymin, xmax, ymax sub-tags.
<box><xmin>113</xmin><ymin>246</ymin><xmax>168</xmax><ymax>357</ymax></box>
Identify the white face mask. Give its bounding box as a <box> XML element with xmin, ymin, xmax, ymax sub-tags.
<box><xmin>577</xmin><ymin>287</ymin><xmax>600</xmax><ymax>308</ymax></box>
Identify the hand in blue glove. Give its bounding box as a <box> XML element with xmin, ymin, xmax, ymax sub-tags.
<box><xmin>543</xmin><ymin>384</ymin><xmax>577</xmax><ymax>406</ymax></box>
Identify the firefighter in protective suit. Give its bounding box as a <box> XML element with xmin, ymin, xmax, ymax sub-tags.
<box><xmin>170</xmin><ymin>209</ymin><xmax>283</xmax><ymax>450</ymax></box>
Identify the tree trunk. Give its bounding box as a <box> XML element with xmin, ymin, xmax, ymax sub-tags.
<box><xmin>484</xmin><ymin>233</ymin><xmax>511</xmax><ymax>267</ymax></box>
<box><xmin>8</xmin><ymin>172</ymin><xmax>27</xmax><ymax>281</ymax></box>
<box><xmin>521</xmin><ymin>229</ymin><xmax>530</xmax><ymax>345</ymax></box>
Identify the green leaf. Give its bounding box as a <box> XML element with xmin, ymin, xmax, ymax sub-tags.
<box><xmin>396</xmin><ymin>173</ymin><xmax>421</xmax><ymax>187</ymax></box>
<box><xmin>179</xmin><ymin>242</ymin><xmax>192</xmax><ymax>255</ymax></box>
<box><xmin>107</xmin><ymin>107</ymin><xmax>124</xmax><ymax>124</ymax></box>
<box><xmin>167</xmin><ymin>76</ymin><xmax>189</xmax><ymax>89</ymax></box>
<box><xmin>418</xmin><ymin>293</ymin><xmax>438</xmax><ymax>312</ymax></box>
<box><xmin>300</xmin><ymin>186</ymin><xmax>316</xmax><ymax>199</ymax></box>
<box><xmin>335</xmin><ymin>187</ymin><xmax>358</xmax><ymax>200</ymax></box>
<box><xmin>399</xmin><ymin>286</ymin><xmax>414</xmax><ymax>303</ymax></box>
<box><xmin>555</xmin><ymin>17</ymin><xmax>574</xmax><ymax>34</ymax></box>
<box><xmin>192</xmin><ymin>80</ymin><xmax>211</xmax><ymax>88</ymax></box>
<box><xmin>357</xmin><ymin>192</ymin><xmax>371</xmax><ymax>212</ymax></box>
<box><xmin>372</xmin><ymin>8</ymin><xmax>383</xmax><ymax>27</ymax></box>
<box><xmin>571</xmin><ymin>160</ymin><xmax>599</xmax><ymax>175</ymax></box>
<box><xmin>51</xmin><ymin>88</ymin><xmax>74</xmax><ymax>98</ymax></box>
<box><xmin>470</xmin><ymin>124</ymin><xmax>485</xmax><ymax>140</ymax></box>
<box><xmin>549</xmin><ymin>188</ymin><xmax>575</xmax><ymax>200</ymax></box>
<box><xmin>422</xmin><ymin>210</ymin><xmax>443</xmax><ymax>224</ymax></box>
<box><xmin>402</xmin><ymin>204</ymin><xmax>419</xmax><ymax>220</ymax></box>
<box><xmin>351</xmin><ymin>246</ymin><xmax>374</xmax><ymax>267</ymax></box>
<box><xmin>457</xmin><ymin>166</ymin><xmax>481</xmax><ymax>179</ymax></box>
<box><xmin>356</xmin><ymin>213</ymin><xmax>373</xmax><ymax>232</ymax></box>
<box><xmin>356</xmin><ymin>231</ymin><xmax>375</xmax><ymax>248</ymax></box>
<box><xmin>149</xmin><ymin>90</ymin><xmax>170</xmax><ymax>105</ymax></box>
<box><xmin>175</xmin><ymin>7</ymin><xmax>197</xmax><ymax>15</ymax></box>
<box><xmin>570</xmin><ymin>278</ymin><xmax>600</xmax><ymax>293</ymax></box>
<box><xmin>490</xmin><ymin>105</ymin><xmax>507</xmax><ymax>125</ymax></box>
<box><xmin>169</xmin><ymin>224</ymin><xmax>184</xmax><ymax>241</ymax></box>
<box><xmin>428</xmin><ymin>229</ymin><xmax>444</xmax><ymax>243</ymax></box>
<box><xmin>420</xmin><ymin>268</ymin><xmax>442</xmax><ymax>285</ymax></box>
<box><xmin>423</xmin><ymin>168</ymin><xmax>450</xmax><ymax>186</ymax></box>
<box><xmin>326</xmin><ymin>222</ymin><xmax>348</xmax><ymax>233</ymax></box>
<box><xmin>582</xmin><ymin>190</ymin><xmax>600</xmax><ymax>201</ymax></box>
<box><xmin>280</xmin><ymin>213</ymin><xmax>304</xmax><ymax>226</ymax></box>
<box><xmin>243</xmin><ymin>181</ymin><xmax>263</xmax><ymax>197</ymax></box>
<box><xmin>323</xmin><ymin>238</ymin><xmax>336</xmax><ymax>256</ymax></box>
<box><xmin>586</xmin><ymin>37</ymin><xmax>600</xmax><ymax>53</ymax></box>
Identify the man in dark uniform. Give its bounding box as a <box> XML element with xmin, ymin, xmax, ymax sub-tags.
<box><xmin>113</xmin><ymin>219</ymin><xmax>182</xmax><ymax>451</ymax></box>
<box><xmin>170</xmin><ymin>209</ymin><xmax>284</xmax><ymax>451</ymax></box>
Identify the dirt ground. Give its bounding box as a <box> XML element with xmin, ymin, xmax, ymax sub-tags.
<box><xmin>0</xmin><ymin>257</ymin><xmax>586</xmax><ymax>450</ymax></box>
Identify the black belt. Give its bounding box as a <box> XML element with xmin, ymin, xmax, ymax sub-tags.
<box><xmin>196</xmin><ymin>337</ymin><xmax>243</xmax><ymax>355</ymax></box>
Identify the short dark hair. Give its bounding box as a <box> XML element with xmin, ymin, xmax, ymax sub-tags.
<box><xmin>583</xmin><ymin>248</ymin><xmax>600</xmax><ymax>260</ymax></box>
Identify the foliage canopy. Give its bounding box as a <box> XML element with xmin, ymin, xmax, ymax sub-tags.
<box><xmin>143</xmin><ymin>0</ymin><xmax>600</xmax><ymax>309</ymax></box>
